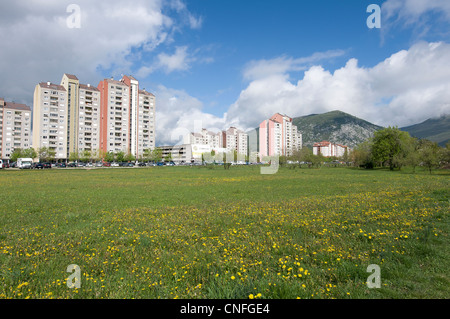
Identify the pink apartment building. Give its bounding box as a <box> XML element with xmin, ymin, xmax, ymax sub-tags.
<box><xmin>259</xmin><ymin>113</ymin><xmax>302</xmax><ymax>158</ymax></box>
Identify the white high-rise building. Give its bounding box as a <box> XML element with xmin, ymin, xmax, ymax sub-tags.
<box><xmin>32</xmin><ymin>82</ymin><xmax>68</xmax><ymax>160</ymax></box>
<box><xmin>0</xmin><ymin>99</ymin><xmax>32</xmax><ymax>160</ymax></box>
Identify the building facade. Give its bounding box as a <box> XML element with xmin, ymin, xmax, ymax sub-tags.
<box><xmin>32</xmin><ymin>82</ymin><xmax>68</xmax><ymax>160</ymax></box>
<box><xmin>259</xmin><ymin>113</ymin><xmax>302</xmax><ymax>158</ymax></box>
<box><xmin>222</xmin><ymin>127</ymin><xmax>248</xmax><ymax>157</ymax></box>
<box><xmin>138</xmin><ymin>89</ymin><xmax>156</xmax><ymax>156</ymax></box>
<box><xmin>60</xmin><ymin>74</ymin><xmax>80</xmax><ymax>158</ymax></box>
<box><xmin>184</xmin><ymin>127</ymin><xmax>248</xmax><ymax>158</ymax></box>
<box><xmin>313</xmin><ymin>141</ymin><xmax>349</xmax><ymax>157</ymax></box>
<box><xmin>98</xmin><ymin>76</ymin><xmax>156</xmax><ymax>159</ymax></box>
<box><xmin>78</xmin><ymin>84</ymin><xmax>101</xmax><ymax>155</ymax></box>
<box><xmin>0</xmin><ymin>99</ymin><xmax>32</xmax><ymax>160</ymax></box>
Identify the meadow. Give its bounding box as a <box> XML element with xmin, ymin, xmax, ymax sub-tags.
<box><xmin>0</xmin><ymin>165</ymin><xmax>448</xmax><ymax>299</ymax></box>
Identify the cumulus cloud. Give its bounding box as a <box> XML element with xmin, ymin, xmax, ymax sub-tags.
<box><xmin>156</xmin><ymin>46</ymin><xmax>192</xmax><ymax>73</ymax></box>
<box><xmin>0</xmin><ymin>0</ymin><xmax>197</xmax><ymax>105</ymax></box>
<box><xmin>225</xmin><ymin>41</ymin><xmax>450</xmax><ymax>131</ymax></box>
<box><xmin>154</xmin><ymin>85</ymin><xmax>226</xmax><ymax>146</ymax></box>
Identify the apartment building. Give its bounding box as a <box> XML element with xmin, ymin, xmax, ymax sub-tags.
<box><xmin>259</xmin><ymin>113</ymin><xmax>302</xmax><ymax>158</ymax></box>
<box><xmin>313</xmin><ymin>141</ymin><xmax>349</xmax><ymax>157</ymax></box>
<box><xmin>98</xmin><ymin>76</ymin><xmax>156</xmax><ymax>158</ymax></box>
<box><xmin>159</xmin><ymin>144</ymin><xmax>192</xmax><ymax>163</ymax></box>
<box><xmin>138</xmin><ymin>89</ymin><xmax>156</xmax><ymax>156</ymax></box>
<box><xmin>98</xmin><ymin>78</ymin><xmax>131</xmax><ymax>155</ymax></box>
<box><xmin>60</xmin><ymin>74</ymin><xmax>80</xmax><ymax>157</ymax></box>
<box><xmin>78</xmin><ymin>84</ymin><xmax>101</xmax><ymax>154</ymax></box>
<box><xmin>222</xmin><ymin>127</ymin><xmax>248</xmax><ymax>157</ymax></box>
<box><xmin>184</xmin><ymin>127</ymin><xmax>248</xmax><ymax>158</ymax></box>
<box><xmin>0</xmin><ymin>98</ymin><xmax>3</xmax><ymax>158</ymax></box>
<box><xmin>0</xmin><ymin>99</ymin><xmax>32</xmax><ymax>160</ymax></box>
<box><xmin>32</xmin><ymin>82</ymin><xmax>68</xmax><ymax>160</ymax></box>
<box><xmin>184</xmin><ymin>129</ymin><xmax>221</xmax><ymax>148</ymax></box>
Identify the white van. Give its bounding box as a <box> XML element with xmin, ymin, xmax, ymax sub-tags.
<box><xmin>17</xmin><ymin>158</ymin><xmax>33</xmax><ymax>169</ymax></box>
<box><xmin>0</xmin><ymin>159</ymin><xmax>3</xmax><ymax>169</ymax></box>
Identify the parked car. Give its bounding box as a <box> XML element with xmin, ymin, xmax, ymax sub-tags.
<box><xmin>111</xmin><ymin>162</ymin><xmax>119</xmax><ymax>167</ymax></box>
<box><xmin>68</xmin><ymin>162</ymin><xmax>77</xmax><ymax>167</ymax></box>
<box><xmin>43</xmin><ymin>163</ymin><xmax>52</xmax><ymax>169</ymax></box>
<box><xmin>157</xmin><ymin>162</ymin><xmax>165</xmax><ymax>166</ymax></box>
<box><xmin>77</xmin><ymin>162</ymin><xmax>85</xmax><ymax>167</ymax></box>
<box><xmin>34</xmin><ymin>163</ymin><xmax>45</xmax><ymax>169</ymax></box>
<box><xmin>103</xmin><ymin>162</ymin><xmax>111</xmax><ymax>167</ymax></box>
<box><xmin>126</xmin><ymin>162</ymin><xmax>134</xmax><ymax>167</ymax></box>
<box><xmin>138</xmin><ymin>162</ymin><xmax>146</xmax><ymax>167</ymax></box>
<box><xmin>57</xmin><ymin>163</ymin><xmax>67</xmax><ymax>168</ymax></box>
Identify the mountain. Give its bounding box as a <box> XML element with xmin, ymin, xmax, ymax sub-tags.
<box><xmin>292</xmin><ymin>110</ymin><xmax>383</xmax><ymax>148</ymax></box>
<box><xmin>400</xmin><ymin>114</ymin><xmax>450</xmax><ymax>147</ymax></box>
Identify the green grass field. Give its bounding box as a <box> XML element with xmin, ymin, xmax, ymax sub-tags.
<box><xmin>0</xmin><ymin>166</ymin><xmax>448</xmax><ymax>299</ymax></box>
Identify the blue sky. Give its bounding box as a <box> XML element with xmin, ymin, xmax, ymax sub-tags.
<box><xmin>0</xmin><ymin>0</ymin><xmax>450</xmax><ymax>145</ymax></box>
<box><xmin>128</xmin><ymin>0</ymin><xmax>392</xmax><ymax>115</ymax></box>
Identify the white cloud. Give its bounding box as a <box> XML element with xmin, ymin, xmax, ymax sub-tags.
<box><xmin>154</xmin><ymin>85</ymin><xmax>226</xmax><ymax>146</ymax></box>
<box><xmin>154</xmin><ymin>42</ymin><xmax>450</xmax><ymax>146</ymax></box>
<box><xmin>225</xmin><ymin>41</ymin><xmax>450</xmax><ymax>131</ymax></box>
<box><xmin>381</xmin><ymin>0</ymin><xmax>450</xmax><ymax>40</ymax></box>
<box><xmin>156</xmin><ymin>46</ymin><xmax>192</xmax><ymax>73</ymax></box>
<box><xmin>382</xmin><ymin>0</ymin><xmax>450</xmax><ymax>22</ymax></box>
<box><xmin>0</xmin><ymin>0</ymin><xmax>197</xmax><ymax>105</ymax></box>
<box><xmin>243</xmin><ymin>50</ymin><xmax>346</xmax><ymax>81</ymax></box>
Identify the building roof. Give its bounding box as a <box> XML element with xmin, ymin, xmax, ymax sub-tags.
<box><xmin>313</xmin><ymin>141</ymin><xmax>331</xmax><ymax>147</ymax></box>
<box><xmin>139</xmin><ymin>89</ymin><xmax>155</xmax><ymax>97</ymax></box>
<box><xmin>64</xmin><ymin>73</ymin><xmax>79</xmax><ymax>80</ymax></box>
<box><xmin>39</xmin><ymin>82</ymin><xmax>66</xmax><ymax>91</ymax></box>
<box><xmin>79</xmin><ymin>83</ymin><xmax>100</xmax><ymax>92</ymax></box>
<box><xmin>4</xmin><ymin>101</ymin><xmax>31</xmax><ymax>111</ymax></box>
<box><xmin>270</xmin><ymin>113</ymin><xmax>292</xmax><ymax>123</ymax></box>
<box><xmin>103</xmin><ymin>78</ymin><xmax>128</xmax><ymax>86</ymax></box>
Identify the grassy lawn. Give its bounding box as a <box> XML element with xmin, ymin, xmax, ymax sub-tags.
<box><xmin>0</xmin><ymin>165</ymin><xmax>448</xmax><ymax>299</ymax></box>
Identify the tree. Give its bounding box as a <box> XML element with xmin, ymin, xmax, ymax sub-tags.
<box><xmin>69</xmin><ymin>151</ymin><xmax>80</xmax><ymax>163</ymax></box>
<box><xmin>402</xmin><ymin>138</ymin><xmax>421</xmax><ymax>173</ymax></box>
<box><xmin>350</xmin><ymin>141</ymin><xmax>374</xmax><ymax>169</ymax></box>
<box><xmin>420</xmin><ymin>140</ymin><xmax>441</xmax><ymax>174</ymax></box>
<box><xmin>10</xmin><ymin>148</ymin><xmax>23</xmax><ymax>162</ymax></box>
<box><xmin>38</xmin><ymin>147</ymin><xmax>56</xmax><ymax>162</ymax></box>
<box><xmin>310</xmin><ymin>153</ymin><xmax>325</xmax><ymax>168</ymax></box>
<box><xmin>80</xmin><ymin>149</ymin><xmax>91</xmax><ymax>163</ymax></box>
<box><xmin>115</xmin><ymin>151</ymin><xmax>125</xmax><ymax>162</ymax></box>
<box><xmin>124</xmin><ymin>152</ymin><xmax>136</xmax><ymax>162</ymax></box>
<box><xmin>22</xmin><ymin>148</ymin><xmax>38</xmax><ymax>160</ymax></box>
<box><xmin>97</xmin><ymin>149</ymin><xmax>107</xmax><ymax>162</ymax></box>
<box><xmin>341</xmin><ymin>148</ymin><xmax>349</xmax><ymax>165</ymax></box>
<box><xmin>152</xmin><ymin>148</ymin><xmax>163</xmax><ymax>163</ymax></box>
<box><xmin>371</xmin><ymin>127</ymin><xmax>411</xmax><ymax>170</ymax></box>
<box><xmin>142</xmin><ymin>149</ymin><xmax>152</xmax><ymax>163</ymax></box>
<box><xmin>104</xmin><ymin>151</ymin><xmax>115</xmax><ymax>163</ymax></box>
<box><xmin>442</xmin><ymin>142</ymin><xmax>450</xmax><ymax>166</ymax></box>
